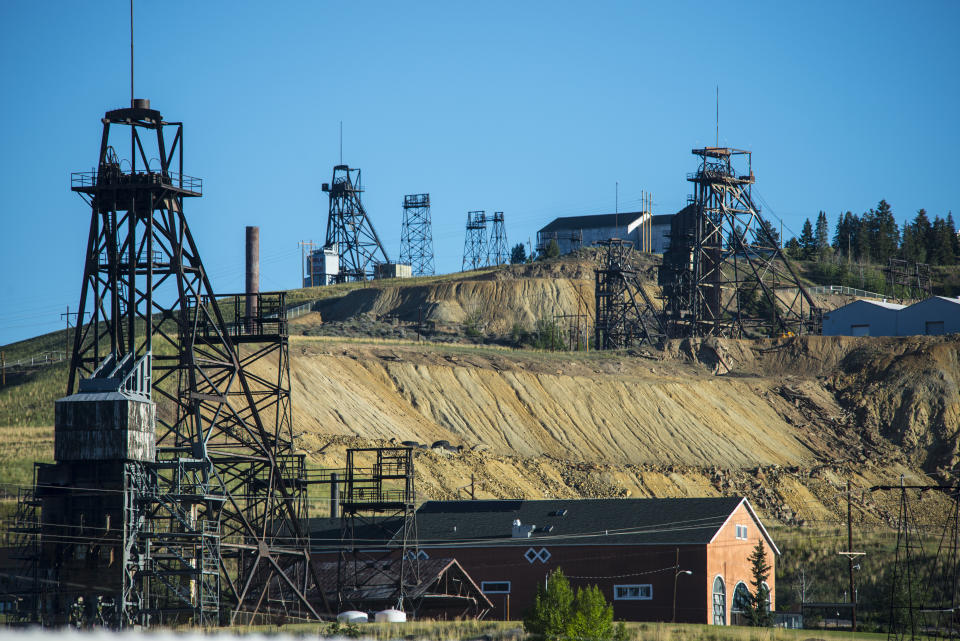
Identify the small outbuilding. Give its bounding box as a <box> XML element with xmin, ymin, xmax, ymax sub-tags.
<box><xmin>537</xmin><ymin>211</ymin><xmax>674</xmax><ymax>255</ymax></box>
<box><xmin>822</xmin><ymin>299</ymin><xmax>905</xmax><ymax>336</ymax></box>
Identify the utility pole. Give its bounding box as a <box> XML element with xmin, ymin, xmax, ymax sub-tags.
<box><xmin>839</xmin><ymin>480</ymin><xmax>864</xmax><ymax>632</ymax></box>
<box><xmin>299</xmin><ymin>240</ymin><xmax>316</xmax><ymax>287</ymax></box>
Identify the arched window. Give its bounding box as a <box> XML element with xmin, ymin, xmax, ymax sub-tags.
<box><xmin>712</xmin><ymin>576</ymin><xmax>726</xmax><ymax>625</ymax></box>
<box><xmin>732</xmin><ymin>581</ymin><xmax>751</xmax><ymax>613</ymax></box>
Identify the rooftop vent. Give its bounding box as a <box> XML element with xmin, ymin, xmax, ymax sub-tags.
<box><xmin>512</xmin><ymin>520</ymin><xmax>535</xmax><ymax>538</ymax></box>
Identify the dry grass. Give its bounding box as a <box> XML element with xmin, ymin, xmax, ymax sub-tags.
<box><xmin>229</xmin><ymin>619</ymin><xmax>890</xmax><ymax>641</ymax></box>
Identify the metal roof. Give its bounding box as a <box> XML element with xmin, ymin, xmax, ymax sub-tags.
<box><xmin>539</xmin><ymin>212</ymin><xmax>674</xmax><ymax>234</ymax></box>
<box><xmin>310</xmin><ymin>497</ymin><xmax>776</xmax><ymax>552</ymax></box>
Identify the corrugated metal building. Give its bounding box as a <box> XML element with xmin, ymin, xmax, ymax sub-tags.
<box><xmin>822</xmin><ymin>296</ymin><xmax>960</xmax><ymax>337</ymax></box>
<box><xmin>822</xmin><ymin>300</ymin><xmax>905</xmax><ymax>336</ymax></box>
<box><xmin>898</xmin><ymin>296</ymin><xmax>960</xmax><ymax>336</ymax></box>
<box><xmin>537</xmin><ymin>211</ymin><xmax>675</xmax><ymax>255</ymax></box>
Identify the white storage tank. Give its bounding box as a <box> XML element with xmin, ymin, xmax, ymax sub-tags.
<box><xmin>374</xmin><ymin>608</ymin><xmax>407</xmax><ymax>623</ymax></box>
<box><xmin>337</xmin><ymin>610</ymin><xmax>368</xmax><ymax>624</ymax></box>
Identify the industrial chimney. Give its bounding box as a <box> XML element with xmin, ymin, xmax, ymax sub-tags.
<box><xmin>245</xmin><ymin>226</ymin><xmax>259</xmax><ymax>328</ymax></box>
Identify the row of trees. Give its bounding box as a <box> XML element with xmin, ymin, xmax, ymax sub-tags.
<box><xmin>786</xmin><ymin>201</ymin><xmax>959</xmax><ymax>266</ymax></box>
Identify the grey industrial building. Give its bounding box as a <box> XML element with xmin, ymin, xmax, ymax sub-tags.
<box><xmin>822</xmin><ymin>296</ymin><xmax>960</xmax><ymax>337</ymax></box>
<box><xmin>537</xmin><ymin>209</ymin><xmax>678</xmax><ymax>255</ymax></box>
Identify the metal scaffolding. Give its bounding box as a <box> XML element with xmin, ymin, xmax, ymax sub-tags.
<box><xmin>658</xmin><ymin>147</ymin><xmax>820</xmax><ymax>338</ymax></box>
<box><xmin>337</xmin><ymin>448</ymin><xmax>420</xmax><ymax>612</ymax></box>
<box><xmin>462</xmin><ymin>211</ymin><xmax>488</xmax><ymax>271</ymax></box>
<box><xmin>14</xmin><ymin>100</ymin><xmax>321</xmax><ymax>628</ymax></box>
<box><xmin>884</xmin><ymin>258</ymin><xmax>932</xmax><ymax>301</ymax></box>
<box><xmin>323</xmin><ymin>164</ymin><xmax>389</xmax><ymax>281</ymax></box>
<box><xmin>488</xmin><ymin>211</ymin><xmax>508</xmax><ymax>266</ymax></box>
<box><xmin>594</xmin><ymin>240</ymin><xmax>665</xmax><ymax>350</ymax></box>
<box><xmin>399</xmin><ymin>194</ymin><xmax>435</xmax><ymax>276</ymax></box>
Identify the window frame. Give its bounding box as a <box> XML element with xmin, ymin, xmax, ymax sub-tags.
<box><xmin>481</xmin><ymin>581</ymin><xmax>511</xmax><ymax>594</ymax></box>
<box><xmin>613</xmin><ymin>583</ymin><xmax>653</xmax><ymax>601</ymax></box>
<box><xmin>735</xmin><ymin>524</ymin><xmax>748</xmax><ymax>540</ymax></box>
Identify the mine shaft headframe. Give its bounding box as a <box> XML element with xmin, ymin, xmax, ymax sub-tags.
<box><xmin>322</xmin><ymin>164</ymin><xmax>390</xmax><ymax>281</ymax></box>
<box><xmin>670</xmin><ymin>146</ymin><xmax>820</xmax><ymax>338</ymax></box>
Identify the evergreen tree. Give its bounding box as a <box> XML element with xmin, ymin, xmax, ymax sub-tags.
<box><xmin>784</xmin><ymin>237</ymin><xmax>801</xmax><ymax>259</ymax></box>
<box><xmin>510</xmin><ymin>243</ymin><xmax>527</xmax><ymax>264</ymax></box>
<box><xmin>567</xmin><ymin>585</ymin><xmax>615</xmax><ymax>641</ymax></box>
<box><xmin>524</xmin><ymin>569</ymin><xmax>575</xmax><ymax>640</ymax></box>
<box><xmin>833</xmin><ymin>211</ymin><xmax>860</xmax><ymax>260</ymax></box>
<box><xmin>540</xmin><ymin>238</ymin><xmax>561</xmax><ymax>260</ymax></box>
<box><xmin>799</xmin><ymin>219</ymin><xmax>815</xmax><ymax>259</ymax></box>
<box><xmin>871</xmin><ymin>199</ymin><xmax>900</xmax><ymax>264</ymax></box>
<box><xmin>930</xmin><ymin>216</ymin><xmax>956</xmax><ymax>265</ymax></box>
<box><xmin>913</xmin><ymin>209</ymin><xmax>932</xmax><ymax>257</ymax></box>
<box><xmin>948</xmin><ymin>212</ymin><xmax>959</xmax><ymax>259</ymax></box>
<box><xmin>755</xmin><ymin>215</ymin><xmax>780</xmax><ymax>248</ymax></box>
<box><xmin>746</xmin><ymin>540</ymin><xmax>774</xmax><ymax>627</ymax></box>
<box><xmin>814</xmin><ymin>211</ymin><xmax>830</xmax><ymax>258</ymax></box>
<box><xmin>524</xmin><ymin>569</ymin><xmax>617</xmax><ymax>641</ymax></box>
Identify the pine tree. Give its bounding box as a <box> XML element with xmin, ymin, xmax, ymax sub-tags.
<box><xmin>948</xmin><ymin>212</ymin><xmax>959</xmax><ymax>260</ymax></box>
<box><xmin>567</xmin><ymin>585</ymin><xmax>614</xmax><ymax>641</ymax></box>
<box><xmin>524</xmin><ymin>569</ymin><xmax>575</xmax><ymax>639</ymax></box>
<box><xmin>872</xmin><ymin>200</ymin><xmax>900</xmax><ymax>264</ymax></box>
<box><xmin>814</xmin><ymin>211</ymin><xmax>830</xmax><ymax>257</ymax></box>
<box><xmin>799</xmin><ymin>219</ymin><xmax>815</xmax><ymax>259</ymax></box>
<box><xmin>930</xmin><ymin>216</ymin><xmax>955</xmax><ymax>265</ymax></box>
<box><xmin>755</xmin><ymin>215</ymin><xmax>780</xmax><ymax>248</ymax></box>
<box><xmin>746</xmin><ymin>540</ymin><xmax>774</xmax><ymax>627</ymax></box>
<box><xmin>510</xmin><ymin>243</ymin><xmax>527</xmax><ymax>264</ymax></box>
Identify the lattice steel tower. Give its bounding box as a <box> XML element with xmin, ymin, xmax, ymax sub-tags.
<box><xmin>658</xmin><ymin>147</ymin><xmax>820</xmax><ymax>338</ymax></box>
<box><xmin>399</xmin><ymin>194</ymin><xmax>435</xmax><ymax>276</ymax></box>
<box><xmin>323</xmin><ymin>165</ymin><xmax>390</xmax><ymax>281</ymax></box>
<box><xmin>13</xmin><ymin>99</ymin><xmax>323</xmax><ymax>628</ymax></box>
<box><xmin>488</xmin><ymin>211</ymin><xmax>508</xmax><ymax>265</ymax></box>
<box><xmin>462</xmin><ymin>211</ymin><xmax>488</xmax><ymax>271</ymax></box>
<box><xmin>595</xmin><ymin>240</ymin><xmax>665</xmax><ymax>349</ymax></box>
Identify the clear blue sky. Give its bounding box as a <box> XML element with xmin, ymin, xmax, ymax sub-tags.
<box><xmin>1</xmin><ymin>1</ymin><xmax>958</xmax><ymax>346</ymax></box>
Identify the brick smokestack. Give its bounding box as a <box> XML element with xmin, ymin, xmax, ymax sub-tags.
<box><xmin>245</xmin><ymin>226</ymin><xmax>259</xmax><ymax>325</ymax></box>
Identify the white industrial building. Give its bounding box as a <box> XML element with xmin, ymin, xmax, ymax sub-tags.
<box><xmin>822</xmin><ymin>296</ymin><xmax>960</xmax><ymax>337</ymax></box>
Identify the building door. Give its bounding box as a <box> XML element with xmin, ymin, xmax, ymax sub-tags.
<box><xmin>850</xmin><ymin>324</ymin><xmax>870</xmax><ymax>337</ymax></box>
<box><xmin>712</xmin><ymin>576</ymin><xmax>726</xmax><ymax>625</ymax></box>
<box><xmin>925</xmin><ymin>321</ymin><xmax>945</xmax><ymax>335</ymax></box>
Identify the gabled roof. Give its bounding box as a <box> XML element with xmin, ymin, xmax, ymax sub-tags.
<box><xmin>307</xmin><ymin>497</ymin><xmax>778</xmax><ymax>554</ymax></box>
<box><xmin>825</xmin><ymin>299</ymin><xmax>905</xmax><ymax>314</ymax></box>
<box><xmin>415</xmin><ymin>497</ymin><xmax>776</xmax><ymax>551</ymax></box>
<box><xmin>903</xmin><ymin>296</ymin><xmax>960</xmax><ymax>311</ymax></box>
<box><xmin>539</xmin><ymin>212</ymin><xmax>673</xmax><ymax>234</ymax></box>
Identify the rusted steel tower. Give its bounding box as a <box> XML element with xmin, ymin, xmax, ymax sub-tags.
<box><xmin>14</xmin><ymin>100</ymin><xmax>322</xmax><ymax>627</ymax></box>
<box><xmin>399</xmin><ymin>194</ymin><xmax>435</xmax><ymax>276</ymax></box>
<box><xmin>461</xmin><ymin>211</ymin><xmax>488</xmax><ymax>271</ymax></box>
<box><xmin>323</xmin><ymin>165</ymin><xmax>389</xmax><ymax>281</ymax></box>
<box><xmin>594</xmin><ymin>239</ymin><xmax>665</xmax><ymax>349</ymax></box>
<box><xmin>488</xmin><ymin>211</ymin><xmax>508</xmax><ymax>266</ymax></box>
<box><xmin>658</xmin><ymin>147</ymin><xmax>820</xmax><ymax>338</ymax></box>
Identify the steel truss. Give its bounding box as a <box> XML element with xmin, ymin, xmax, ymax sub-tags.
<box><xmin>884</xmin><ymin>258</ymin><xmax>932</xmax><ymax>301</ymax></box>
<box><xmin>337</xmin><ymin>448</ymin><xmax>420</xmax><ymax>612</ymax></box>
<box><xmin>873</xmin><ymin>483</ymin><xmax>960</xmax><ymax>641</ymax></box>
<box><xmin>462</xmin><ymin>211</ymin><xmax>488</xmax><ymax>271</ymax></box>
<box><xmin>15</xmin><ymin>101</ymin><xmax>322</xmax><ymax>627</ymax></box>
<box><xmin>658</xmin><ymin>147</ymin><xmax>820</xmax><ymax>338</ymax></box>
<box><xmin>323</xmin><ymin>165</ymin><xmax>389</xmax><ymax>281</ymax></box>
<box><xmin>488</xmin><ymin>212</ymin><xmax>508</xmax><ymax>266</ymax></box>
<box><xmin>594</xmin><ymin>239</ymin><xmax>665</xmax><ymax>350</ymax></box>
<box><xmin>399</xmin><ymin>194</ymin><xmax>435</xmax><ymax>276</ymax></box>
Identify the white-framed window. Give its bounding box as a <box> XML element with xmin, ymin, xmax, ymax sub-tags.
<box><xmin>735</xmin><ymin>524</ymin><xmax>748</xmax><ymax>540</ymax></box>
<box><xmin>524</xmin><ymin>547</ymin><xmax>551</xmax><ymax>563</ymax></box>
<box><xmin>614</xmin><ymin>584</ymin><xmax>653</xmax><ymax>601</ymax></box>
<box><xmin>482</xmin><ymin>581</ymin><xmax>511</xmax><ymax>594</ymax></box>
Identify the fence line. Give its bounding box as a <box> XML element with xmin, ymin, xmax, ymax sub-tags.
<box><xmin>785</xmin><ymin>284</ymin><xmax>887</xmax><ymax>300</ymax></box>
<box><xmin>0</xmin><ymin>351</ymin><xmax>68</xmax><ymax>371</ymax></box>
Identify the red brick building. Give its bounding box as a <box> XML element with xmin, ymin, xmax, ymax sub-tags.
<box><xmin>312</xmin><ymin>496</ymin><xmax>777</xmax><ymax>623</ymax></box>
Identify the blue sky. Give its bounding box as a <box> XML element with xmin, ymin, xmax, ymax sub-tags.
<box><xmin>1</xmin><ymin>1</ymin><xmax>958</xmax><ymax>346</ymax></box>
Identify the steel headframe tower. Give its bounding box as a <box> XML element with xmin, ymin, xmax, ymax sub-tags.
<box><xmin>337</xmin><ymin>447</ymin><xmax>420</xmax><ymax>613</ymax></box>
<box><xmin>323</xmin><ymin>165</ymin><xmax>389</xmax><ymax>281</ymax></box>
<box><xmin>462</xmin><ymin>211</ymin><xmax>488</xmax><ymax>271</ymax></box>
<box><xmin>658</xmin><ymin>147</ymin><xmax>820</xmax><ymax>338</ymax></box>
<box><xmin>594</xmin><ymin>239</ymin><xmax>666</xmax><ymax>349</ymax></box>
<box><xmin>488</xmin><ymin>211</ymin><xmax>508</xmax><ymax>266</ymax></box>
<box><xmin>14</xmin><ymin>99</ymin><xmax>324</xmax><ymax>628</ymax></box>
<box><xmin>399</xmin><ymin>194</ymin><xmax>435</xmax><ymax>276</ymax></box>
